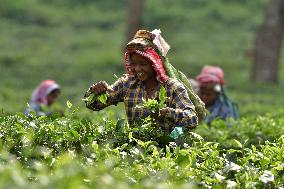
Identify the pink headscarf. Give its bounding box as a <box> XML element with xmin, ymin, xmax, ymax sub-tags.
<box><xmin>124</xmin><ymin>29</ymin><xmax>170</xmax><ymax>83</ymax></box>
<box><xmin>125</xmin><ymin>47</ymin><xmax>169</xmax><ymax>83</ymax></box>
<box><xmin>196</xmin><ymin>65</ymin><xmax>225</xmax><ymax>85</ymax></box>
<box><xmin>31</xmin><ymin>80</ymin><xmax>60</xmax><ymax>105</ymax></box>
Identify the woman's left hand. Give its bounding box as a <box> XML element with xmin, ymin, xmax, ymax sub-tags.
<box><xmin>159</xmin><ymin>108</ymin><xmax>169</xmax><ymax>117</ymax></box>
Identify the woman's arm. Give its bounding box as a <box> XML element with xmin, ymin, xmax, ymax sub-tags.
<box><xmin>84</xmin><ymin>75</ymin><xmax>129</xmax><ymax>111</ymax></box>
<box><xmin>160</xmin><ymin>83</ymin><xmax>198</xmax><ymax>129</ymax></box>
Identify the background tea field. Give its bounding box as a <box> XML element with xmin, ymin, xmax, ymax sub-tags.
<box><xmin>0</xmin><ymin>0</ymin><xmax>284</xmax><ymax>116</ymax></box>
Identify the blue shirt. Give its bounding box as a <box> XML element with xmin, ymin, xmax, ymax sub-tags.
<box><xmin>24</xmin><ymin>102</ymin><xmax>51</xmax><ymax>117</ymax></box>
<box><xmin>205</xmin><ymin>97</ymin><xmax>238</xmax><ymax>124</ymax></box>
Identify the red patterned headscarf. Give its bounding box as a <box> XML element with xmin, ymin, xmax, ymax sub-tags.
<box><xmin>196</xmin><ymin>65</ymin><xmax>225</xmax><ymax>85</ymax></box>
<box><xmin>124</xmin><ymin>29</ymin><xmax>170</xmax><ymax>83</ymax></box>
<box><xmin>31</xmin><ymin>80</ymin><xmax>60</xmax><ymax>105</ymax></box>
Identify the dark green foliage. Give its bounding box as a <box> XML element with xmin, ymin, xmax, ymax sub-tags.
<box><xmin>0</xmin><ymin>110</ymin><xmax>284</xmax><ymax>188</ymax></box>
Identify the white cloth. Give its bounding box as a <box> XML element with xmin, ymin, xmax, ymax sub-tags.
<box><xmin>151</xmin><ymin>29</ymin><xmax>170</xmax><ymax>56</ymax></box>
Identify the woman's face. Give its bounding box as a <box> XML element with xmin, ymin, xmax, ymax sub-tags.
<box><xmin>199</xmin><ymin>84</ymin><xmax>219</xmax><ymax>108</ymax></box>
<box><xmin>130</xmin><ymin>53</ymin><xmax>156</xmax><ymax>82</ymax></box>
<box><xmin>47</xmin><ymin>89</ymin><xmax>60</xmax><ymax>106</ymax></box>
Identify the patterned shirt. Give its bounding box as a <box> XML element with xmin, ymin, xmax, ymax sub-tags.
<box><xmin>85</xmin><ymin>75</ymin><xmax>198</xmax><ymax>133</ymax></box>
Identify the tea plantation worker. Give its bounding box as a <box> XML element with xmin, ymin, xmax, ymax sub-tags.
<box><xmin>24</xmin><ymin>80</ymin><xmax>60</xmax><ymax>117</ymax></box>
<box><xmin>196</xmin><ymin>65</ymin><xmax>239</xmax><ymax>124</ymax></box>
<box><xmin>84</xmin><ymin>29</ymin><xmax>206</xmax><ymax>142</ymax></box>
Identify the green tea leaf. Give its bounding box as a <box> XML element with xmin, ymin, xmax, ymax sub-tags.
<box><xmin>85</xmin><ymin>93</ymin><xmax>108</xmax><ymax>106</ymax></box>
<box><xmin>71</xmin><ymin>130</ymin><xmax>79</xmax><ymax>139</ymax></box>
<box><xmin>159</xmin><ymin>86</ymin><xmax>166</xmax><ymax>105</ymax></box>
<box><xmin>98</xmin><ymin>93</ymin><xmax>108</xmax><ymax>104</ymax></box>
<box><xmin>86</xmin><ymin>93</ymin><xmax>97</xmax><ymax>106</ymax></box>
<box><xmin>66</xmin><ymin>101</ymin><xmax>73</xmax><ymax>109</ymax></box>
<box><xmin>233</xmin><ymin>139</ymin><xmax>243</xmax><ymax>148</ymax></box>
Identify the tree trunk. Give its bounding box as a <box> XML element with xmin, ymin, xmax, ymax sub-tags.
<box><xmin>126</xmin><ymin>0</ymin><xmax>145</xmax><ymax>42</ymax></box>
<box><xmin>252</xmin><ymin>0</ymin><xmax>284</xmax><ymax>83</ymax></box>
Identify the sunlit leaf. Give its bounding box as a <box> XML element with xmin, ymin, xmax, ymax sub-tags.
<box><xmin>66</xmin><ymin>101</ymin><xmax>73</xmax><ymax>108</ymax></box>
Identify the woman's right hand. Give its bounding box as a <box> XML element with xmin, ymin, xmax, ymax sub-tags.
<box><xmin>89</xmin><ymin>81</ymin><xmax>110</xmax><ymax>95</ymax></box>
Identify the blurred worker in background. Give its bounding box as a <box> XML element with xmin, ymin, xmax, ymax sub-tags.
<box><xmin>24</xmin><ymin>80</ymin><xmax>60</xmax><ymax>117</ymax></box>
<box><xmin>196</xmin><ymin>65</ymin><xmax>239</xmax><ymax>124</ymax></box>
